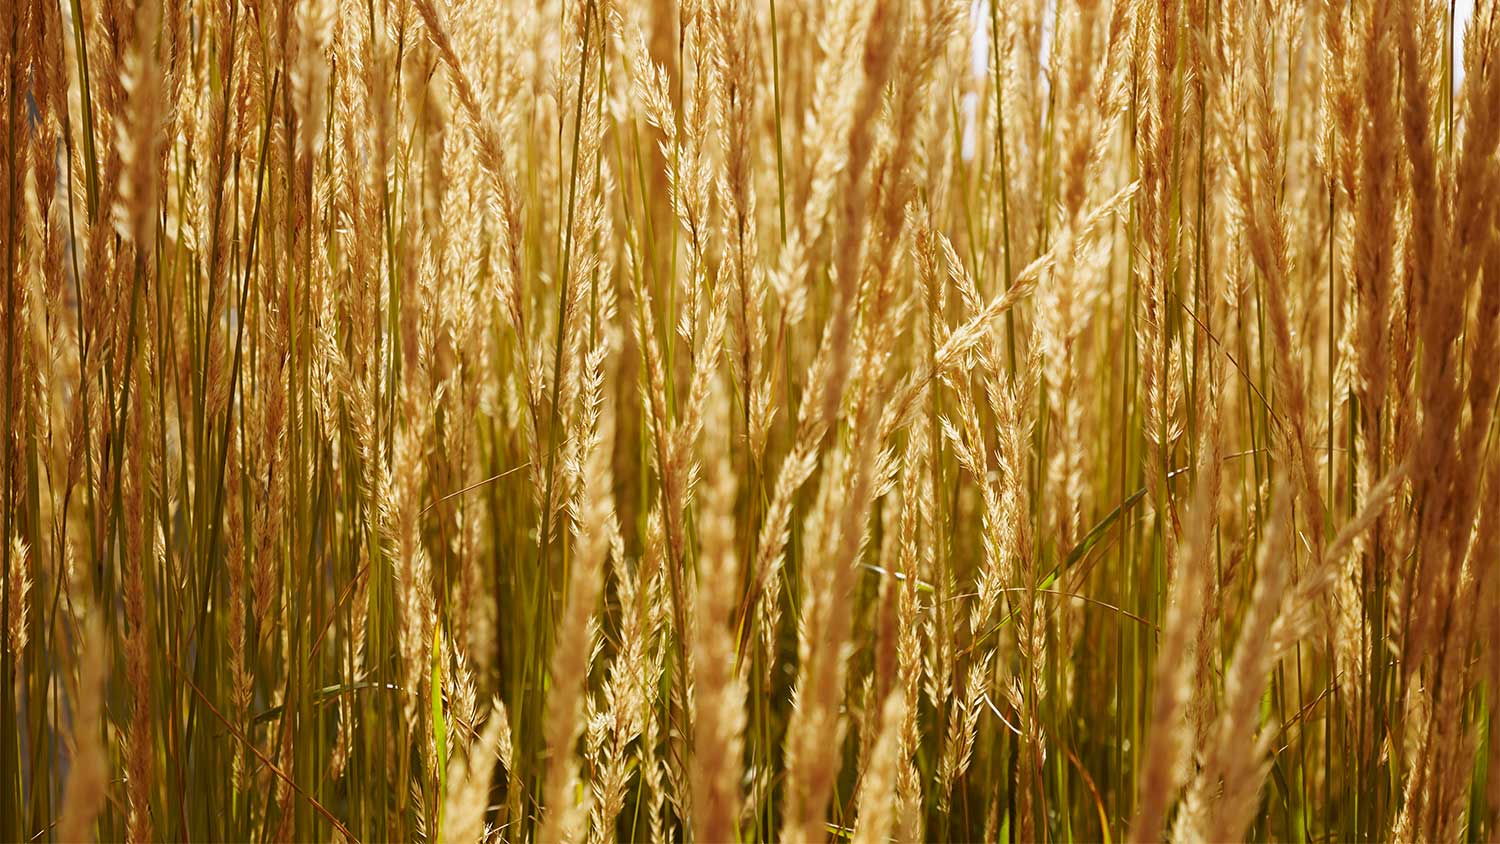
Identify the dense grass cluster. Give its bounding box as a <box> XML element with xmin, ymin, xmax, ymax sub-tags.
<box><xmin>2</xmin><ymin>0</ymin><xmax>1500</xmax><ymax>840</ymax></box>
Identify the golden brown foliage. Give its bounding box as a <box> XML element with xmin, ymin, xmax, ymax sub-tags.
<box><xmin>4</xmin><ymin>0</ymin><xmax>1500</xmax><ymax>841</ymax></box>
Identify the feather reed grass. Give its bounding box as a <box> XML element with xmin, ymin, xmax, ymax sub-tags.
<box><xmin>5</xmin><ymin>0</ymin><xmax>1500</xmax><ymax>841</ymax></box>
